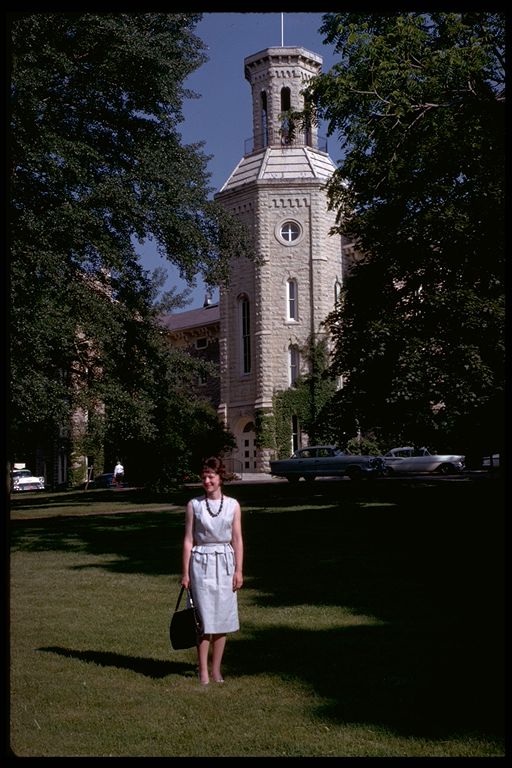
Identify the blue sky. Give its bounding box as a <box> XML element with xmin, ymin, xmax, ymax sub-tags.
<box><xmin>138</xmin><ymin>12</ymin><xmax>343</xmax><ymax>309</ymax></box>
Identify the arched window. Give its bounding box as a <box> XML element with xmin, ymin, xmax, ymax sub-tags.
<box><xmin>280</xmin><ymin>87</ymin><xmax>292</xmax><ymax>144</ymax></box>
<box><xmin>334</xmin><ymin>280</ymin><xmax>342</xmax><ymax>306</ymax></box>
<box><xmin>287</xmin><ymin>279</ymin><xmax>298</xmax><ymax>321</ymax></box>
<box><xmin>260</xmin><ymin>90</ymin><xmax>268</xmax><ymax>147</ymax></box>
<box><xmin>304</xmin><ymin>94</ymin><xmax>313</xmax><ymax>148</ymax></box>
<box><xmin>280</xmin><ymin>86</ymin><xmax>291</xmax><ymax>112</ymax></box>
<box><xmin>239</xmin><ymin>295</ymin><xmax>251</xmax><ymax>375</ymax></box>
<box><xmin>289</xmin><ymin>344</ymin><xmax>300</xmax><ymax>386</ymax></box>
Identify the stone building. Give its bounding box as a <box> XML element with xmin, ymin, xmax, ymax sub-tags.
<box><xmin>164</xmin><ymin>44</ymin><xmax>352</xmax><ymax>475</ymax></box>
<box><xmin>160</xmin><ymin>295</ymin><xmax>221</xmax><ymax>410</ymax></box>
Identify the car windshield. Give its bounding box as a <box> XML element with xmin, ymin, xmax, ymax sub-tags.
<box><xmin>14</xmin><ymin>469</ymin><xmax>32</xmax><ymax>477</ymax></box>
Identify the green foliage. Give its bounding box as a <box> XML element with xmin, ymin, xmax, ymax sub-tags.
<box><xmin>102</xmin><ymin>339</ymin><xmax>236</xmax><ymax>490</ymax></box>
<box><xmin>345</xmin><ymin>434</ymin><xmax>382</xmax><ymax>456</ymax></box>
<box><xmin>9</xmin><ymin>12</ymin><xmax>250</xmax><ymax>476</ymax></box>
<box><xmin>254</xmin><ymin>408</ymin><xmax>276</xmax><ymax>451</ymax></box>
<box><xmin>272</xmin><ymin>388</ymin><xmax>306</xmax><ymax>458</ymax></box>
<box><xmin>305</xmin><ymin>12</ymin><xmax>505</xmax><ymax>455</ymax></box>
<box><xmin>272</xmin><ymin>337</ymin><xmax>338</xmax><ymax>458</ymax></box>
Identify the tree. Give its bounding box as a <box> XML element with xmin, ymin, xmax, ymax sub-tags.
<box><xmin>305</xmin><ymin>12</ymin><xmax>505</xmax><ymax>454</ymax></box>
<box><xmin>105</xmin><ymin>339</ymin><xmax>236</xmax><ymax>489</ymax></box>
<box><xmin>271</xmin><ymin>337</ymin><xmax>338</xmax><ymax>458</ymax></box>
<box><xmin>9</xmin><ymin>12</ymin><xmax>249</xmax><ymax>480</ymax></box>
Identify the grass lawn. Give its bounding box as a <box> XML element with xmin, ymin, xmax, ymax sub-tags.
<box><xmin>7</xmin><ymin>475</ymin><xmax>506</xmax><ymax>757</ymax></box>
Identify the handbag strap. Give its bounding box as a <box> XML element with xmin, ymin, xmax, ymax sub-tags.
<box><xmin>174</xmin><ymin>585</ymin><xmax>185</xmax><ymax>612</ymax></box>
<box><xmin>174</xmin><ymin>585</ymin><xmax>197</xmax><ymax>612</ymax></box>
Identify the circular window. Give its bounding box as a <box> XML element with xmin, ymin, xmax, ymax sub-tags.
<box><xmin>275</xmin><ymin>220</ymin><xmax>303</xmax><ymax>246</ymax></box>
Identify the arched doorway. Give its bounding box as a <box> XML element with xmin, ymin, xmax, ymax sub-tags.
<box><xmin>238</xmin><ymin>420</ymin><xmax>257</xmax><ymax>472</ymax></box>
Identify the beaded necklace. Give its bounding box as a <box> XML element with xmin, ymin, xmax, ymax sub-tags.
<box><xmin>205</xmin><ymin>494</ymin><xmax>224</xmax><ymax>518</ymax></box>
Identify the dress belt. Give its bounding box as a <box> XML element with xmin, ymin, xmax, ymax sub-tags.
<box><xmin>192</xmin><ymin>543</ymin><xmax>234</xmax><ymax>574</ymax></box>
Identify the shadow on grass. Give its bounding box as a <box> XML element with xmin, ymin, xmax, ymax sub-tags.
<box><xmin>9</xmin><ymin>485</ymin><xmax>191</xmax><ymax>512</ymax></box>
<box><xmin>226</xmin><ymin>621</ymin><xmax>505</xmax><ymax>741</ymax></box>
<box><xmin>11</xmin><ymin>477</ymin><xmax>506</xmax><ymax>744</ymax></box>
<box><xmin>38</xmin><ymin>646</ymin><xmax>194</xmax><ymax>680</ymax></box>
<box><xmin>36</xmin><ymin>613</ymin><xmax>505</xmax><ymax>742</ymax></box>
<box><xmin>10</xmin><ymin>510</ymin><xmax>185</xmax><ymax>575</ymax></box>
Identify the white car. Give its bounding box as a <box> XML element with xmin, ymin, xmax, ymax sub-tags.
<box><xmin>383</xmin><ymin>447</ymin><xmax>465</xmax><ymax>475</ymax></box>
<box><xmin>11</xmin><ymin>468</ymin><xmax>46</xmax><ymax>492</ymax></box>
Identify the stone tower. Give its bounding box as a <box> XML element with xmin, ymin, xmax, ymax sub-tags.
<box><xmin>215</xmin><ymin>46</ymin><xmax>344</xmax><ymax>474</ymax></box>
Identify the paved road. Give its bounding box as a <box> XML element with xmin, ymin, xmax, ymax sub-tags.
<box><xmin>228</xmin><ymin>470</ymin><xmax>498</xmax><ymax>484</ymax></box>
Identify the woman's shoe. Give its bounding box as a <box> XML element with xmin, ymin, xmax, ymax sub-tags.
<box><xmin>213</xmin><ymin>677</ymin><xmax>224</xmax><ymax>684</ymax></box>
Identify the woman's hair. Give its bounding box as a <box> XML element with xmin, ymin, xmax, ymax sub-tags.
<box><xmin>201</xmin><ymin>456</ymin><xmax>225</xmax><ymax>481</ymax></box>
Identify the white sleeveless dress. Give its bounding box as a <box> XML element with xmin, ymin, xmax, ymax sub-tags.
<box><xmin>189</xmin><ymin>494</ymin><xmax>240</xmax><ymax>635</ymax></box>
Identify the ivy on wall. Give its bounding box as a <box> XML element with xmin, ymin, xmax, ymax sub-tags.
<box><xmin>272</xmin><ymin>386</ymin><xmax>307</xmax><ymax>458</ymax></box>
<box><xmin>267</xmin><ymin>336</ymin><xmax>338</xmax><ymax>459</ymax></box>
<box><xmin>252</xmin><ymin>337</ymin><xmax>384</xmax><ymax>459</ymax></box>
<box><xmin>254</xmin><ymin>408</ymin><xmax>276</xmax><ymax>451</ymax></box>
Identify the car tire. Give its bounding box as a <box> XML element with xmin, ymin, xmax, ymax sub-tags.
<box><xmin>437</xmin><ymin>463</ymin><xmax>454</xmax><ymax>475</ymax></box>
<box><xmin>286</xmin><ymin>476</ymin><xmax>300</xmax><ymax>483</ymax></box>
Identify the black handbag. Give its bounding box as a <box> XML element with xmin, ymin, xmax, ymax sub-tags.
<box><xmin>169</xmin><ymin>585</ymin><xmax>203</xmax><ymax>650</ymax></box>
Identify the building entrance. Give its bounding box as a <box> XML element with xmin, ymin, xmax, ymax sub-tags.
<box><xmin>240</xmin><ymin>420</ymin><xmax>257</xmax><ymax>472</ymax></box>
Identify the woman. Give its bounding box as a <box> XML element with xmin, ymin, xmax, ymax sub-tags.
<box><xmin>181</xmin><ymin>456</ymin><xmax>244</xmax><ymax>685</ymax></box>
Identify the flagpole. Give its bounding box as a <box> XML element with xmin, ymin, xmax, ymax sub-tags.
<box><xmin>281</xmin><ymin>13</ymin><xmax>284</xmax><ymax>46</ymax></box>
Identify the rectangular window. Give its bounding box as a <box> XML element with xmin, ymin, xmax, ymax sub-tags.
<box><xmin>292</xmin><ymin>414</ymin><xmax>299</xmax><ymax>453</ymax></box>
<box><xmin>289</xmin><ymin>346</ymin><xmax>299</xmax><ymax>385</ymax></box>
<box><xmin>195</xmin><ymin>337</ymin><xmax>207</xmax><ymax>349</ymax></box>
<box><xmin>287</xmin><ymin>280</ymin><xmax>297</xmax><ymax>320</ymax></box>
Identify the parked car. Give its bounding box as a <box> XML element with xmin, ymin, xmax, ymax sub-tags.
<box><xmin>11</xmin><ymin>468</ymin><xmax>46</xmax><ymax>492</ymax></box>
<box><xmin>90</xmin><ymin>472</ymin><xmax>116</xmax><ymax>488</ymax></box>
<box><xmin>269</xmin><ymin>445</ymin><xmax>386</xmax><ymax>482</ymax></box>
<box><xmin>383</xmin><ymin>447</ymin><xmax>465</xmax><ymax>475</ymax></box>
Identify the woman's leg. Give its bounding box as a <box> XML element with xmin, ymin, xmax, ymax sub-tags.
<box><xmin>197</xmin><ymin>635</ymin><xmax>210</xmax><ymax>684</ymax></box>
<box><xmin>210</xmin><ymin>634</ymin><xmax>227</xmax><ymax>682</ymax></box>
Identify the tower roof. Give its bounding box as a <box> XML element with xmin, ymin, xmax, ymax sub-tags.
<box><xmin>243</xmin><ymin>46</ymin><xmax>322</xmax><ymax>76</ymax></box>
<box><xmin>218</xmin><ymin>145</ymin><xmax>336</xmax><ymax>193</ymax></box>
